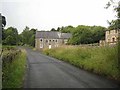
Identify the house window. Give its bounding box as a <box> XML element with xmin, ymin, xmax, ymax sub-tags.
<box><xmin>53</xmin><ymin>40</ymin><xmax>54</xmax><ymax>42</ymax></box>
<box><xmin>112</xmin><ymin>38</ymin><xmax>115</xmax><ymax>42</ymax></box>
<box><xmin>46</xmin><ymin>40</ymin><xmax>48</xmax><ymax>43</ymax></box>
<box><xmin>56</xmin><ymin>40</ymin><xmax>57</xmax><ymax>42</ymax></box>
<box><xmin>109</xmin><ymin>30</ymin><xmax>110</xmax><ymax>34</ymax></box>
<box><xmin>40</xmin><ymin>39</ymin><xmax>43</xmax><ymax>42</ymax></box>
<box><xmin>49</xmin><ymin>40</ymin><xmax>51</xmax><ymax>42</ymax></box>
<box><xmin>115</xmin><ymin>30</ymin><xmax>117</xmax><ymax>33</ymax></box>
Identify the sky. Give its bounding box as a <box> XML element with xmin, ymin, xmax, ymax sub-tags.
<box><xmin>0</xmin><ymin>0</ymin><xmax>117</xmax><ymax>34</ymax></box>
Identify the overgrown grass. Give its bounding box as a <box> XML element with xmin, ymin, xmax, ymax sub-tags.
<box><xmin>2</xmin><ymin>49</ymin><xmax>27</xmax><ymax>88</ymax></box>
<box><xmin>43</xmin><ymin>45</ymin><xmax>120</xmax><ymax>81</ymax></box>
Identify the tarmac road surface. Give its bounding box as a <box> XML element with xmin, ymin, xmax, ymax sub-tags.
<box><xmin>24</xmin><ymin>48</ymin><xmax>119</xmax><ymax>88</ymax></box>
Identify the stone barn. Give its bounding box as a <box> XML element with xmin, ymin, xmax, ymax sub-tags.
<box><xmin>105</xmin><ymin>29</ymin><xmax>119</xmax><ymax>45</ymax></box>
<box><xmin>99</xmin><ymin>29</ymin><xmax>120</xmax><ymax>46</ymax></box>
<box><xmin>35</xmin><ymin>31</ymin><xmax>72</xmax><ymax>49</ymax></box>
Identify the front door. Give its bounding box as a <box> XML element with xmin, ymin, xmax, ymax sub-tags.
<box><xmin>49</xmin><ymin>44</ymin><xmax>51</xmax><ymax>49</ymax></box>
<box><xmin>40</xmin><ymin>38</ymin><xmax>43</xmax><ymax>48</ymax></box>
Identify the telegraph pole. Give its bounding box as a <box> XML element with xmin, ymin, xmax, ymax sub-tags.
<box><xmin>0</xmin><ymin>13</ymin><xmax>2</xmax><ymax>90</ymax></box>
<box><xmin>0</xmin><ymin>13</ymin><xmax>6</xmax><ymax>89</ymax></box>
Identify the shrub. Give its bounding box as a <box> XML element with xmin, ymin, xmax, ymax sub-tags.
<box><xmin>2</xmin><ymin>49</ymin><xmax>26</xmax><ymax>88</ymax></box>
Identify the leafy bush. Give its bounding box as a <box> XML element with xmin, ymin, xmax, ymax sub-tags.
<box><xmin>2</xmin><ymin>46</ymin><xmax>21</xmax><ymax>64</ymax></box>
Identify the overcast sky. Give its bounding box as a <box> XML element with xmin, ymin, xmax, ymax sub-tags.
<box><xmin>1</xmin><ymin>0</ymin><xmax>117</xmax><ymax>33</ymax></box>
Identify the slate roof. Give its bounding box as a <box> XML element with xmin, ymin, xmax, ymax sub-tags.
<box><xmin>36</xmin><ymin>31</ymin><xmax>72</xmax><ymax>39</ymax></box>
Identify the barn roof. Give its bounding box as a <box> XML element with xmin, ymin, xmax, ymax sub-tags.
<box><xmin>36</xmin><ymin>31</ymin><xmax>72</xmax><ymax>39</ymax></box>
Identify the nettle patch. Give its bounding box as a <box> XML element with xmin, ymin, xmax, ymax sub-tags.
<box><xmin>2</xmin><ymin>46</ymin><xmax>21</xmax><ymax>64</ymax></box>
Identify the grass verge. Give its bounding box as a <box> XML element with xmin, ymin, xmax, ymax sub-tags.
<box><xmin>43</xmin><ymin>45</ymin><xmax>120</xmax><ymax>82</ymax></box>
<box><xmin>2</xmin><ymin>49</ymin><xmax>27</xmax><ymax>88</ymax></box>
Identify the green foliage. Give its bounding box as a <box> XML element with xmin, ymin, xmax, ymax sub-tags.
<box><xmin>20</xmin><ymin>26</ymin><xmax>37</xmax><ymax>47</ymax></box>
<box><xmin>57</xmin><ymin>25</ymin><xmax>106</xmax><ymax>45</ymax></box>
<box><xmin>2</xmin><ymin>47</ymin><xmax>26</xmax><ymax>88</ymax></box>
<box><xmin>106</xmin><ymin>0</ymin><xmax>120</xmax><ymax>29</ymax></box>
<box><xmin>4</xmin><ymin>35</ymin><xmax>15</xmax><ymax>45</ymax></box>
<box><xmin>60</xmin><ymin>25</ymin><xmax>74</xmax><ymax>33</ymax></box>
<box><xmin>2</xmin><ymin>26</ymin><xmax>36</xmax><ymax>47</ymax></box>
<box><xmin>57</xmin><ymin>27</ymin><xmax>61</xmax><ymax>31</ymax></box>
<box><xmin>51</xmin><ymin>28</ymin><xmax>56</xmax><ymax>31</ymax></box>
<box><xmin>50</xmin><ymin>25</ymin><xmax>106</xmax><ymax>45</ymax></box>
<box><xmin>43</xmin><ymin>45</ymin><xmax>120</xmax><ymax>81</ymax></box>
<box><xmin>2</xmin><ymin>27</ymin><xmax>19</xmax><ymax>45</ymax></box>
<box><xmin>2</xmin><ymin>45</ymin><xmax>16</xmax><ymax>49</ymax></box>
<box><xmin>2</xmin><ymin>46</ymin><xmax>20</xmax><ymax>64</ymax></box>
<box><xmin>108</xmin><ymin>19</ymin><xmax>120</xmax><ymax>30</ymax></box>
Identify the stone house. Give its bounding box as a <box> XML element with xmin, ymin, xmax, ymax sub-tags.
<box><xmin>99</xmin><ymin>29</ymin><xmax>119</xmax><ymax>46</ymax></box>
<box><xmin>35</xmin><ymin>31</ymin><xmax>72</xmax><ymax>49</ymax></box>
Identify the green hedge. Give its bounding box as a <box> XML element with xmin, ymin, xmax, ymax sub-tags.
<box><xmin>2</xmin><ymin>47</ymin><xmax>27</xmax><ymax>88</ymax></box>
<box><xmin>2</xmin><ymin>46</ymin><xmax>21</xmax><ymax>64</ymax></box>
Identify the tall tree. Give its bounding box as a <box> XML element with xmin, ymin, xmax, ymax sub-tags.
<box><xmin>21</xmin><ymin>26</ymin><xmax>30</xmax><ymax>45</ymax></box>
<box><xmin>68</xmin><ymin>25</ymin><xmax>106</xmax><ymax>45</ymax></box>
<box><xmin>3</xmin><ymin>27</ymin><xmax>19</xmax><ymax>45</ymax></box>
<box><xmin>20</xmin><ymin>26</ymin><xmax>36</xmax><ymax>47</ymax></box>
<box><xmin>106</xmin><ymin>0</ymin><xmax>120</xmax><ymax>29</ymax></box>
<box><xmin>57</xmin><ymin>27</ymin><xmax>61</xmax><ymax>31</ymax></box>
<box><xmin>61</xmin><ymin>25</ymin><xmax>74</xmax><ymax>33</ymax></box>
<box><xmin>51</xmin><ymin>28</ymin><xmax>56</xmax><ymax>31</ymax></box>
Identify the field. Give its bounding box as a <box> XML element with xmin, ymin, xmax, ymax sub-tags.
<box><xmin>43</xmin><ymin>44</ymin><xmax>120</xmax><ymax>82</ymax></box>
<box><xmin>2</xmin><ymin>46</ymin><xmax>27</xmax><ymax>88</ymax></box>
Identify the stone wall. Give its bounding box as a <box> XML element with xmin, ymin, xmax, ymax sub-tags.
<box><xmin>35</xmin><ymin>38</ymin><xmax>40</xmax><ymax>50</ymax></box>
<box><xmin>99</xmin><ymin>40</ymin><xmax>106</xmax><ymax>46</ymax></box>
<box><xmin>106</xmin><ymin>30</ymin><xmax>119</xmax><ymax>43</ymax></box>
<box><xmin>99</xmin><ymin>30</ymin><xmax>119</xmax><ymax>46</ymax></box>
<box><xmin>35</xmin><ymin>38</ymin><xmax>66</xmax><ymax>50</ymax></box>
